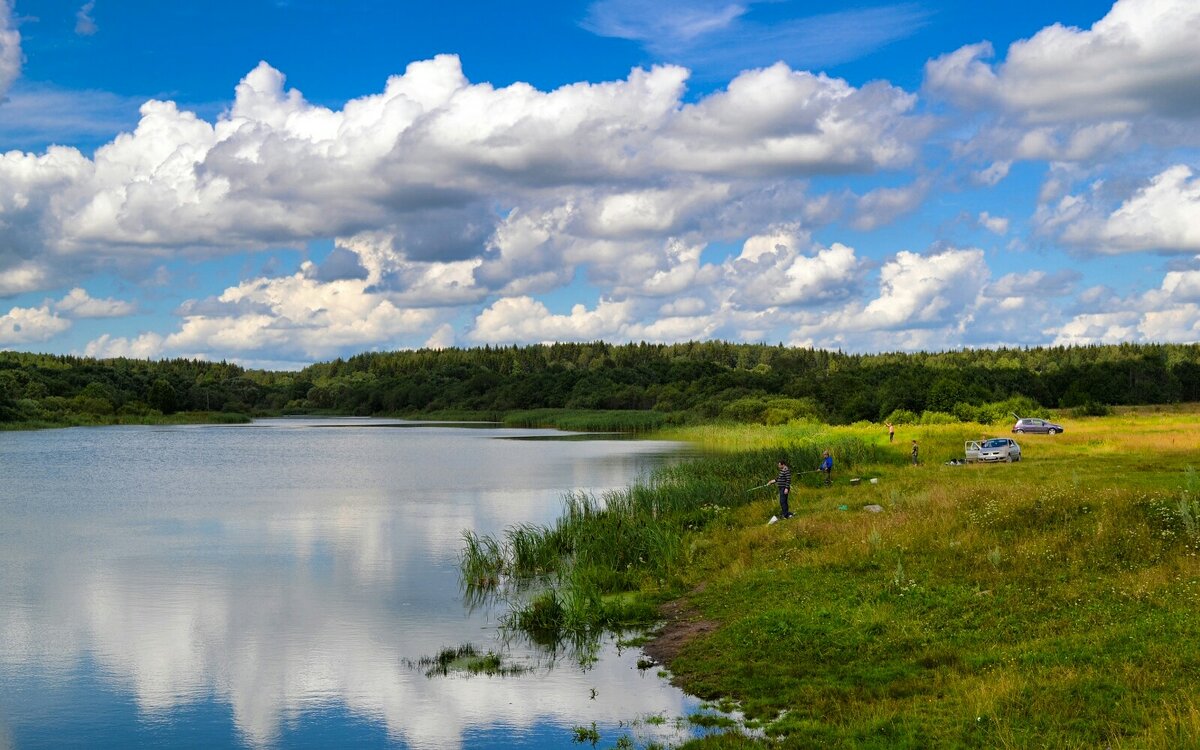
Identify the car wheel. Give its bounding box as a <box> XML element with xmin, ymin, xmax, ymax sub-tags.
<box><xmin>1047</xmin><ymin>428</ymin><xmax>1057</xmax><ymax>435</ymax></box>
<box><xmin>1005</xmin><ymin>455</ymin><xmax>1012</xmax><ymax>463</ymax></box>
<box><xmin>1015</xmin><ymin>429</ymin><xmax>1024</xmax><ymax>434</ymax></box>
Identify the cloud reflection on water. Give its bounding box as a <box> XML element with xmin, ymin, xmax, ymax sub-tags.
<box><xmin>0</xmin><ymin>421</ymin><xmax>697</xmax><ymax>748</ymax></box>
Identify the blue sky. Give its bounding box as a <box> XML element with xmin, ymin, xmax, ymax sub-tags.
<box><xmin>1</xmin><ymin>0</ymin><xmax>1198</xmax><ymax>368</ymax></box>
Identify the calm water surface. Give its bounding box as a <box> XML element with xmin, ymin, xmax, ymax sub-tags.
<box><xmin>0</xmin><ymin>419</ymin><xmax>704</xmax><ymax>749</ymax></box>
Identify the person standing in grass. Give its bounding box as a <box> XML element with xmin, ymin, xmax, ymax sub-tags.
<box><xmin>767</xmin><ymin>459</ymin><xmax>793</xmax><ymax>519</ymax></box>
<box><xmin>819</xmin><ymin>449</ymin><xmax>833</xmax><ymax>486</ymax></box>
<box><xmin>911</xmin><ymin>439</ymin><xmax>919</xmax><ymax>465</ymax></box>
<box><xmin>886</xmin><ymin>421</ymin><xmax>895</xmax><ymax>443</ymax></box>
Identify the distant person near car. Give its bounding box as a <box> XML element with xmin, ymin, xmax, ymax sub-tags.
<box><xmin>820</xmin><ymin>449</ymin><xmax>833</xmax><ymax>486</ymax></box>
<box><xmin>911</xmin><ymin>440</ymin><xmax>919</xmax><ymax>465</ymax></box>
<box><xmin>766</xmin><ymin>460</ymin><xmax>793</xmax><ymax>519</ymax></box>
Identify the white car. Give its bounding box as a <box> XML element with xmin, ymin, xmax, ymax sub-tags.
<box><xmin>966</xmin><ymin>438</ymin><xmax>1023</xmax><ymax>463</ymax></box>
<box><xmin>972</xmin><ymin>437</ymin><xmax>1021</xmax><ymax>463</ymax></box>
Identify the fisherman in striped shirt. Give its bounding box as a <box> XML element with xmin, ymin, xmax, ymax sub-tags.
<box><xmin>767</xmin><ymin>459</ymin><xmax>793</xmax><ymax>519</ymax></box>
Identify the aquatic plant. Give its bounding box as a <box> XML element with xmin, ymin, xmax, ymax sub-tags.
<box><xmin>407</xmin><ymin>643</ymin><xmax>530</xmax><ymax>678</ymax></box>
<box><xmin>460</xmin><ymin>530</ymin><xmax>505</xmax><ymax>588</ymax></box>
<box><xmin>463</xmin><ymin>433</ymin><xmax>886</xmax><ymax>657</ymax></box>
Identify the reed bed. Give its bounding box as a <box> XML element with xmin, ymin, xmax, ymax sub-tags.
<box><xmin>460</xmin><ymin>433</ymin><xmax>885</xmax><ymax>646</ymax></box>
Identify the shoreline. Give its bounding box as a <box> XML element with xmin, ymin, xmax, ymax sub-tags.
<box><xmin>524</xmin><ymin>411</ymin><xmax>1200</xmax><ymax>746</ymax></box>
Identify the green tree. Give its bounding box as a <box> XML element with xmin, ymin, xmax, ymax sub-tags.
<box><xmin>148</xmin><ymin>378</ymin><xmax>177</xmax><ymax>414</ymax></box>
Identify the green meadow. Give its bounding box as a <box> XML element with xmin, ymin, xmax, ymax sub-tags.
<box><xmin>464</xmin><ymin>407</ymin><xmax>1200</xmax><ymax>748</ymax></box>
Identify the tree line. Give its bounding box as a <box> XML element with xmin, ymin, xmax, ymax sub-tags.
<box><xmin>3</xmin><ymin>341</ymin><xmax>1200</xmax><ymax>427</ymax></box>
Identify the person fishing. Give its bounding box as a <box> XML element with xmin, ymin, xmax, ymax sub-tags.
<box><xmin>819</xmin><ymin>449</ymin><xmax>833</xmax><ymax>486</ymax></box>
<box><xmin>766</xmin><ymin>459</ymin><xmax>793</xmax><ymax>519</ymax></box>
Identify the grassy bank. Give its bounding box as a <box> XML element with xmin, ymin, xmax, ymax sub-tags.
<box><xmin>2</xmin><ymin>406</ymin><xmax>673</xmax><ymax>433</ymax></box>
<box><xmin>465</xmin><ymin>408</ymin><xmax>1200</xmax><ymax>747</ymax></box>
<box><xmin>499</xmin><ymin>408</ymin><xmax>681</xmax><ymax>432</ymax></box>
<box><xmin>0</xmin><ymin>410</ymin><xmax>252</xmax><ymax>430</ymax></box>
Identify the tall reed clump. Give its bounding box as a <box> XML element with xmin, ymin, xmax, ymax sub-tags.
<box><xmin>459</xmin><ymin>433</ymin><xmax>885</xmax><ymax>650</ymax></box>
<box><xmin>460</xmin><ymin>531</ymin><xmax>505</xmax><ymax>589</ymax></box>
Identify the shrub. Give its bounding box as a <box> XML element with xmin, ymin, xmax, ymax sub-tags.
<box><xmin>919</xmin><ymin>410</ymin><xmax>957</xmax><ymax>425</ymax></box>
<box><xmin>950</xmin><ymin>396</ymin><xmax>1050</xmax><ymax>424</ymax></box>
<box><xmin>951</xmin><ymin>401</ymin><xmax>981</xmax><ymax>423</ymax></box>
<box><xmin>987</xmin><ymin>394</ymin><xmax>1047</xmax><ymax>422</ymax></box>
<box><xmin>884</xmin><ymin>408</ymin><xmax>918</xmax><ymax>425</ymax></box>
<box><xmin>118</xmin><ymin>401</ymin><xmax>156</xmax><ymax>417</ymax></box>
<box><xmin>1071</xmin><ymin>401</ymin><xmax>1113</xmax><ymax>417</ymax></box>
<box><xmin>70</xmin><ymin>395</ymin><xmax>114</xmax><ymax>415</ymax></box>
<box><xmin>719</xmin><ymin>397</ymin><xmax>769</xmax><ymax>423</ymax></box>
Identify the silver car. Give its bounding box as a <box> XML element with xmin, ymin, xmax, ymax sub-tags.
<box><xmin>975</xmin><ymin>437</ymin><xmax>1021</xmax><ymax>462</ymax></box>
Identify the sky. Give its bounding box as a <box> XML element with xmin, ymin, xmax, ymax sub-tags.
<box><xmin>0</xmin><ymin>0</ymin><xmax>1198</xmax><ymax>369</ymax></box>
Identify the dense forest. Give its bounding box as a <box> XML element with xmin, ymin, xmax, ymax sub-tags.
<box><xmin>3</xmin><ymin>342</ymin><xmax>1200</xmax><ymax>428</ymax></box>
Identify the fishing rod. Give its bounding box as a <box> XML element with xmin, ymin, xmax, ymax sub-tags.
<box><xmin>746</xmin><ymin>470</ymin><xmax>823</xmax><ymax>491</ymax></box>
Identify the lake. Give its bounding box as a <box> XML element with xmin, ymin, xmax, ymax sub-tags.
<box><xmin>0</xmin><ymin>418</ymin><xmax>705</xmax><ymax>749</ymax></box>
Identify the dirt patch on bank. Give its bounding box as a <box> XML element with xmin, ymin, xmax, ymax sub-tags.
<box><xmin>642</xmin><ymin>597</ymin><xmax>719</xmax><ymax>666</ymax></box>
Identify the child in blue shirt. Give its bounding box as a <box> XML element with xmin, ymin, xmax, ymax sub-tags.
<box><xmin>820</xmin><ymin>449</ymin><xmax>833</xmax><ymax>486</ymax></box>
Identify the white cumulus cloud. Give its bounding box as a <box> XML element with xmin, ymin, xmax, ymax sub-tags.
<box><xmin>84</xmin><ymin>332</ymin><xmax>165</xmax><ymax>359</ymax></box>
<box><xmin>790</xmin><ymin>247</ymin><xmax>989</xmax><ymax>344</ymax></box>
<box><xmin>1161</xmin><ymin>268</ymin><xmax>1200</xmax><ymax>302</ymax></box>
<box><xmin>978</xmin><ymin>211</ymin><xmax>1009</xmax><ymax>235</ymax></box>
<box><xmin>0</xmin><ymin>56</ymin><xmax>924</xmax><ymax>301</ymax></box>
<box><xmin>162</xmin><ymin>267</ymin><xmax>438</xmax><ymax>360</ymax></box>
<box><xmin>1047</xmin><ymin>165</ymin><xmax>1200</xmax><ymax>253</ymax></box>
<box><xmin>725</xmin><ymin>230</ymin><xmax>863</xmax><ymax>308</ymax></box>
<box><xmin>926</xmin><ymin>0</ymin><xmax>1200</xmax><ymax>167</ymax></box>
<box><xmin>0</xmin><ymin>304</ymin><xmax>70</xmax><ymax>346</ymax></box>
<box><xmin>851</xmin><ymin>178</ymin><xmax>931</xmax><ymax>231</ymax></box>
<box><xmin>1053</xmin><ymin>311</ymin><xmax>1141</xmax><ymax>345</ymax></box>
<box><xmin>856</xmin><ymin>248</ymin><xmax>988</xmax><ymax>330</ymax></box>
<box><xmin>925</xmin><ymin>0</ymin><xmax>1200</xmax><ymax>123</ymax></box>
<box><xmin>0</xmin><ymin>0</ymin><xmax>20</xmax><ymax>101</ymax></box>
<box><xmin>423</xmin><ymin>323</ymin><xmax>456</xmax><ymax>350</ymax></box>
<box><xmin>468</xmin><ymin>296</ymin><xmax>634</xmax><ymax>344</ymax></box>
<box><xmin>55</xmin><ymin>287</ymin><xmax>136</xmax><ymax>318</ymax></box>
<box><xmin>1054</xmin><ymin>266</ymin><xmax>1200</xmax><ymax>344</ymax></box>
<box><xmin>87</xmin><ymin>257</ymin><xmax>446</xmax><ymax>363</ymax></box>
<box><xmin>659</xmin><ymin>63</ymin><xmax>922</xmax><ymax>176</ymax></box>
<box><xmin>972</xmin><ymin>160</ymin><xmax>1011</xmax><ymax>186</ymax></box>
<box><xmin>0</xmin><ymin>262</ymin><xmax>50</xmax><ymax>297</ymax></box>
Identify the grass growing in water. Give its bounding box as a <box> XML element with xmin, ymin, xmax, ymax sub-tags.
<box><xmin>460</xmin><ymin>435</ymin><xmax>883</xmax><ymax>644</ymax></box>
<box><xmin>406</xmin><ymin>643</ymin><xmax>530</xmax><ymax>678</ymax></box>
